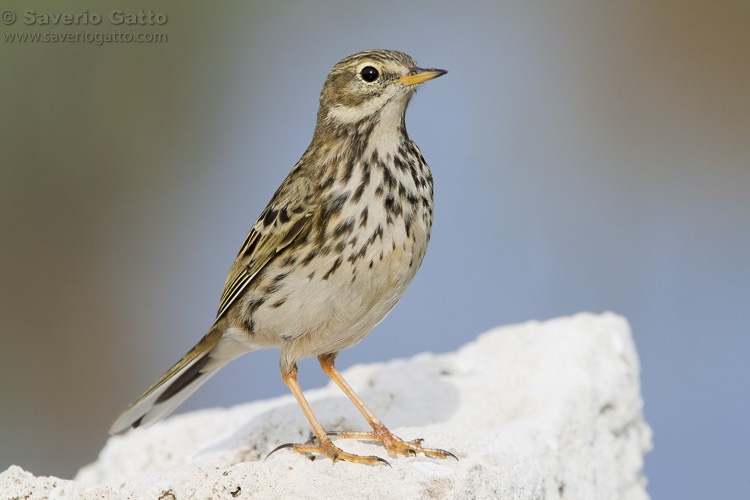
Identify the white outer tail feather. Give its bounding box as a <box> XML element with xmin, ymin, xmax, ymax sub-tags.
<box><xmin>108</xmin><ymin>354</ymin><xmax>223</xmax><ymax>435</ymax></box>
<box><xmin>109</xmin><ymin>327</ymin><xmax>258</xmax><ymax>435</ymax></box>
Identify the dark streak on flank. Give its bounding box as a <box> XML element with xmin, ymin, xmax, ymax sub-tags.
<box><xmin>329</xmin><ymin>191</ymin><xmax>350</xmax><ymax>215</ymax></box>
<box><xmin>352</xmin><ymin>167</ymin><xmax>371</xmax><ymax>203</ymax></box>
<box><xmin>348</xmin><ymin>244</ymin><xmax>368</xmax><ymax>263</ymax></box>
<box><xmin>384</xmin><ymin>195</ymin><xmax>402</xmax><ymax>217</ymax></box>
<box><xmin>393</xmin><ymin>154</ymin><xmax>406</xmax><ymax>172</ymax></box>
<box><xmin>381</xmin><ymin>161</ymin><xmax>397</xmax><ymax>190</ymax></box>
<box><xmin>302</xmin><ymin>248</ymin><xmax>319</xmax><ymax>266</ymax></box>
<box><xmin>281</xmin><ymin>254</ymin><xmax>298</xmax><ymax>267</ymax></box>
<box><xmin>323</xmin><ymin>257</ymin><xmax>343</xmax><ymax>280</ymax></box>
<box><xmin>333</xmin><ymin>217</ymin><xmax>355</xmax><ymax>238</ymax></box>
<box><xmin>369</xmin><ymin>224</ymin><xmax>383</xmax><ymax>244</ymax></box>
<box><xmin>342</xmin><ymin>157</ymin><xmax>356</xmax><ymax>184</ymax></box>
<box><xmin>247</xmin><ymin>297</ymin><xmax>266</xmax><ymax>314</ymax></box>
<box><xmin>265</xmin><ymin>272</ymin><xmax>289</xmax><ymax>294</ymax></box>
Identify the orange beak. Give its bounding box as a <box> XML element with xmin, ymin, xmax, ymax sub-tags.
<box><xmin>397</xmin><ymin>68</ymin><xmax>448</xmax><ymax>86</ymax></box>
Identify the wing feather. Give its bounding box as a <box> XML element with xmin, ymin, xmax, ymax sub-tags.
<box><xmin>215</xmin><ymin>203</ymin><xmax>312</xmax><ymax>320</ymax></box>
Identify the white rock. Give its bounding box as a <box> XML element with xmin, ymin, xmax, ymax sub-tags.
<box><xmin>1</xmin><ymin>312</ymin><xmax>652</xmax><ymax>500</ymax></box>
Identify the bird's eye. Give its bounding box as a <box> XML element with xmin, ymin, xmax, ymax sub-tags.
<box><xmin>360</xmin><ymin>66</ymin><xmax>379</xmax><ymax>82</ymax></box>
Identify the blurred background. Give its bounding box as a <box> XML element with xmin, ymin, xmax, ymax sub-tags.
<box><xmin>1</xmin><ymin>1</ymin><xmax>748</xmax><ymax>498</ymax></box>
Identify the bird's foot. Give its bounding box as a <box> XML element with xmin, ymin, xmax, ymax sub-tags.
<box><xmin>266</xmin><ymin>437</ymin><xmax>390</xmax><ymax>466</ymax></box>
<box><xmin>326</xmin><ymin>426</ymin><xmax>457</xmax><ymax>460</ymax></box>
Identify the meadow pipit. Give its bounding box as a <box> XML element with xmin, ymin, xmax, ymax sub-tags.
<box><xmin>110</xmin><ymin>50</ymin><xmax>450</xmax><ymax>465</ymax></box>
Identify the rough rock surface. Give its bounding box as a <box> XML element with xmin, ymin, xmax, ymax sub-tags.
<box><xmin>1</xmin><ymin>312</ymin><xmax>652</xmax><ymax>500</ymax></box>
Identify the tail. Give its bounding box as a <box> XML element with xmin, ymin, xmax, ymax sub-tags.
<box><xmin>109</xmin><ymin>323</ymin><xmax>236</xmax><ymax>435</ymax></box>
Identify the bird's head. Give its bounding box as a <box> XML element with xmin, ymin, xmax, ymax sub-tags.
<box><xmin>316</xmin><ymin>50</ymin><xmax>447</xmax><ymax>132</ymax></box>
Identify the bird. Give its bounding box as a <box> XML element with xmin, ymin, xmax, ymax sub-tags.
<box><xmin>109</xmin><ymin>49</ymin><xmax>450</xmax><ymax>465</ymax></box>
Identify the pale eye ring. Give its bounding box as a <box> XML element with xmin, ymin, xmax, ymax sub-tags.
<box><xmin>360</xmin><ymin>66</ymin><xmax>379</xmax><ymax>82</ymax></box>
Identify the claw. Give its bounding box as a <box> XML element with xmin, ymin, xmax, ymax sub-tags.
<box><xmin>264</xmin><ymin>442</ymin><xmax>296</xmax><ymax>461</ymax></box>
<box><xmin>437</xmin><ymin>449</ymin><xmax>458</xmax><ymax>460</ymax></box>
<box><xmin>266</xmin><ymin>438</ymin><xmax>390</xmax><ymax>466</ymax></box>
